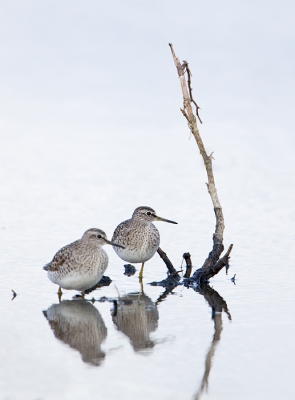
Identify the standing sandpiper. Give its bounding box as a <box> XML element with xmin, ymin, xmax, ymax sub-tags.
<box><xmin>112</xmin><ymin>206</ymin><xmax>177</xmax><ymax>280</ymax></box>
<box><xmin>43</xmin><ymin>228</ymin><xmax>124</xmax><ymax>299</ymax></box>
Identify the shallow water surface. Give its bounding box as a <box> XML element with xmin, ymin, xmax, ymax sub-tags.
<box><xmin>0</xmin><ymin>127</ymin><xmax>294</xmax><ymax>400</ymax></box>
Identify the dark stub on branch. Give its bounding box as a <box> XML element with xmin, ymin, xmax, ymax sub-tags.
<box><xmin>148</xmin><ymin>247</ymin><xmax>182</xmax><ymax>288</ymax></box>
<box><xmin>183</xmin><ymin>252</ymin><xmax>192</xmax><ymax>278</ymax></box>
<box><xmin>85</xmin><ymin>276</ymin><xmax>112</xmax><ymax>294</ymax></box>
<box><xmin>157</xmin><ymin>247</ymin><xmax>181</xmax><ymax>280</ymax></box>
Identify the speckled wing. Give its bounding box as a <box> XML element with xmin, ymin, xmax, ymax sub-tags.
<box><xmin>111</xmin><ymin>219</ymin><xmax>132</xmax><ymax>245</ymax></box>
<box><xmin>43</xmin><ymin>240</ymin><xmax>80</xmax><ymax>272</ymax></box>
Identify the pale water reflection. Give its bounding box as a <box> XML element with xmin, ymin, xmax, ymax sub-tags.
<box><xmin>43</xmin><ymin>299</ymin><xmax>107</xmax><ymax>366</ymax></box>
<box><xmin>42</xmin><ymin>282</ymin><xmax>229</xmax><ymax>399</ymax></box>
<box><xmin>193</xmin><ymin>285</ymin><xmax>231</xmax><ymax>400</ymax></box>
<box><xmin>112</xmin><ymin>291</ymin><xmax>159</xmax><ymax>351</ymax></box>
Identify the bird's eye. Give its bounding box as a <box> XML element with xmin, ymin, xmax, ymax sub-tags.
<box><xmin>146</xmin><ymin>211</ymin><xmax>151</xmax><ymax>216</ymax></box>
<box><xmin>97</xmin><ymin>234</ymin><xmax>102</xmax><ymax>239</ymax></box>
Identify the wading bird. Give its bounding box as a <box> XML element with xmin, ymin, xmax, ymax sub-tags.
<box><xmin>112</xmin><ymin>206</ymin><xmax>177</xmax><ymax>280</ymax></box>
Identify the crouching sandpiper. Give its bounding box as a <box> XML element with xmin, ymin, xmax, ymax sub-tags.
<box><xmin>43</xmin><ymin>228</ymin><xmax>124</xmax><ymax>299</ymax></box>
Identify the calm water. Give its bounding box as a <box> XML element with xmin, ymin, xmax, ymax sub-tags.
<box><xmin>0</xmin><ymin>124</ymin><xmax>294</xmax><ymax>400</ymax></box>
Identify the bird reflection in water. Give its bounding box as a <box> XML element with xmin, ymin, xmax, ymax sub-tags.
<box><xmin>111</xmin><ymin>290</ymin><xmax>159</xmax><ymax>352</ymax></box>
<box><xmin>43</xmin><ymin>299</ymin><xmax>107</xmax><ymax>366</ymax></box>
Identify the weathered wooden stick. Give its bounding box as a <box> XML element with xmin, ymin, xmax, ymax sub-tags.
<box><xmin>169</xmin><ymin>43</ymin><xmax>224</xmax><ymax>241</ymax></box>
<box><xmin>169</xmin><ymin>43</ymin><xmax>232</xmax><ymax>282</ymax></box>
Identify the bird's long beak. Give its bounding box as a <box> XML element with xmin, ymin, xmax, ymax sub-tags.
<box><xmin>105</xmin><ymin>239</ymin><xmax>125</xmax><ymax>249</ymax></box>
<box><xmin>155</xmin><ymin>215</ymin><xmax>178</xmax><ymax>224</ymax></box>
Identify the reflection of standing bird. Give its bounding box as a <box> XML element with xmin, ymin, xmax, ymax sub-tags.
<box><xmin>112</xmin><ymin>292</ymin><xmax>159</xmax><ymax>351</ymax></box>
<box><xmin>43</xmin><ymin>300</ymin><xmax>107</xmax><ymax>365</ymax></box>
<box><xmin>43</xmin><ymin>228</ymin><xmax>124</xmax><ymax>298</ymax></box>
<box><xmin>112</xmin><ymin>207</ymin><xmax>177</xmax><ymax>279</ymax></box>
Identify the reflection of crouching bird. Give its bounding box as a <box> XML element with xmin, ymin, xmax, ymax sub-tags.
<box><xmin>112</xmin><ymin>293</ymin><xmax>159</xmax><ymax>352</ymax></box>
<box><xmin>43</xmin><ymin>300</ymin><xmax>107</xmax><ymax>366</ymax></box>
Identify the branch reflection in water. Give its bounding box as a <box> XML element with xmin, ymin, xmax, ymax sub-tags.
<box><xmin>193</xmin><ymin>285</ymin><xmax>231</xmax><ymax>400</ymax></box>
<box><xmin>111</xmin><ymin>291</ymin><xmax>159</xmax><ymax>352</ymax></box>
<box><xmin>43</xmin><ymin>299</ymin><xmax>107</xmax><ymax>366</ymax></box>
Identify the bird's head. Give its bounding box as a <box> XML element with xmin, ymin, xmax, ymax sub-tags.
<box><xmin>82</xmin><ymin>228</ymin><xmax>125</xmax><ymax>248</ymax></box>
<box><xmin>132</xmin><ymin>206</ymin><xmax>178</xmax><ymax>225</ymax></box>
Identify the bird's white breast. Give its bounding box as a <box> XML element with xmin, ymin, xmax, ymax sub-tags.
<box><xmin>113</xmin><ymin>223</ymin><xmax>160</xmax><ymax>263</ymax></box>
<box><xmin>48</xmin><ymin>248</ymin><xmax>109</xmax><ymax>291</ymax></box>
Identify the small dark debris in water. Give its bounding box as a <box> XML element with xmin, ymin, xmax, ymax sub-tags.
<box><xmin>231</xmin><ymin>274</ymin><xmax>236</xmax><ymax>284</ymax></box>
<box><xmin>11</xmin><ymin>289</ymin><xmax>17</xmax><ymax>300</ymax></box>
<box><xmin>84</xmin><ymin>275</ymin><xmax>112</xmax><ymax>294</ymax></box>
<box><xmin>73</xmin><ymin>294</ymin><xmax>84</xmax><ymax>299</ymax></box>
<box><xmin>124</xmin><ymin>264</ymin><xmax>136</xmax><ymax>276</ymax></box>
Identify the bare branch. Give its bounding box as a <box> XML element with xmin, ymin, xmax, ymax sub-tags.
<box><xmin>169</xmin><ymin>43</ymin><xmax>230</xmax><ymax>281</ymax></box>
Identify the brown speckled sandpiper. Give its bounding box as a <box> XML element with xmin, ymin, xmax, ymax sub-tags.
<box><xmin>43</xmin><ymin>228</ymin><xmax>124</xmax><ymax>299</ymax></box>
<box><xmin>112</xmin><ymin>206</ymin><xmax>177</xmax><ymax>280</ymax></box>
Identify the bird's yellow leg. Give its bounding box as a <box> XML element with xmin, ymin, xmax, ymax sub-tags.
<box><xmin>58</xmin><ymin>287</ymin><xmax>63</xmax><ymax>302</ymax></box>
<box><xmin>81</xmin><ymin>291</ymin><xmax>85</xmax><ymax>299</ymax></box>
<box><xmin>139</xmin><ymin>262</ymin><xmax>145</xmax><ymax>281</ymax></box>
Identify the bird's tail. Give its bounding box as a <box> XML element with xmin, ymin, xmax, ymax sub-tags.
<box><xmin>43</xmin><ymin>263</ymin><xmax>50</xmax><ymax>271</ymax></box>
